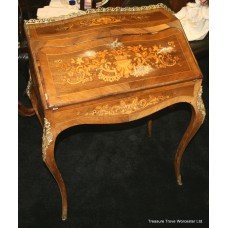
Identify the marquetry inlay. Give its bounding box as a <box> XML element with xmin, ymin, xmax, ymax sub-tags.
<box><xmin>55</xmin><ymin>24</ymin><xmax>73</xmax><ymax>32</ymax></box>
<box><xmin>78</xmin><ymin>15</ymin><xmax>151</xmax><ymax>27</ymax></box>
<box><xmin>52</xmin><ymin>41</ymin><xmax>181</xmax><ymax>84</ymax></box>
<box><xmin>75</xmin><ymin>94</ymin><xmax>170</xmax><ymax>116</ymax></box>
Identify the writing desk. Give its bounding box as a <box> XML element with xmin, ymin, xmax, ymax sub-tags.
<box><xmin>24</xmin><ymin>4</ymin><xmax>206</xmax><ymax>220</ymax></box>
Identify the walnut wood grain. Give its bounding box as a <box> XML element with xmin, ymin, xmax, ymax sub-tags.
<box><xmin>24</xmin><ymin>6</ymin><xmax>205</xmax><ymax>220</ymax></box>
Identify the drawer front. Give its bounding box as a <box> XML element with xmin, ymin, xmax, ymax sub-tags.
<box><xmin>50</xmin><ymin>80</ymin><xmax>197</xmax><ymax>130</ymax></box>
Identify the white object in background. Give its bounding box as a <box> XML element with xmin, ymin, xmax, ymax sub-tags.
<box><xmin>175</xmin><ymin>0</ymin><xmax>209</xmax><ymax>41</ymax></box>
<box><xmin>49</xmin><ymin>0</ymin><xmax>69</xmax><ymax>7</ymax></box>
<box><xmin>37</xmin><ymin>0</ymin><xmax>80</xmax><ymax>19</ymax></box>
<box><xmin>37</xmin><ymin>0</ymin><xmax>109</xmax><ymax>19</ymax></box>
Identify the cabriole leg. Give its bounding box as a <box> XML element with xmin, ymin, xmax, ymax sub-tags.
<box><xmin>42</xmin><ymin>118</ymin><xmax>68</xmax><ymax>221</ymax></box>
<box><xmin>174</xmin><ymin>87</ymin><xmax>206</xmax><ymax>186</ymax></box>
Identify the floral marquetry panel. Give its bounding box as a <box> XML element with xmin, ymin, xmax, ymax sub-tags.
<box><xmin>74</xmin><ymin>95</ymin><xmax>171</xmax><ymax>117</ymax></box>
<box><xmin>37</xmin><ymin>27</ymin><xmax>201</xmax><ymax>108</ymax></box>
<box><xmin>50</xmin><ymin>39</ymin><xmax>182</xmax><ymax>87</ymax></box>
